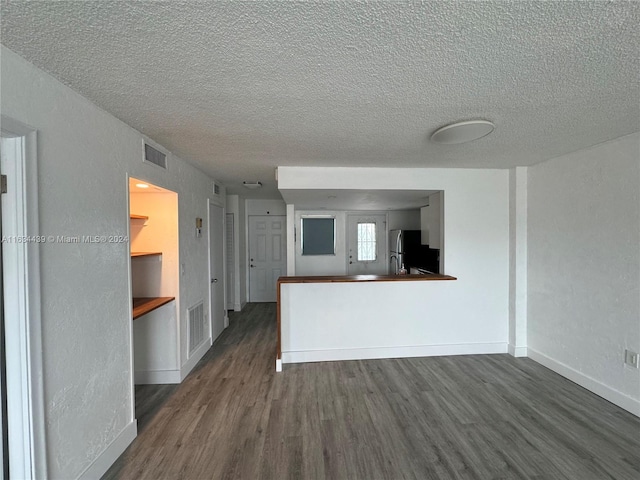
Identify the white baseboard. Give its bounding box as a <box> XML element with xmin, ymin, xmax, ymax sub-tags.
<box><xmin>180</xmin><ymin>337</ymin><xmax>212</xmax><ymax>380</ymax></box>
<box><xmin>282</xmin><ymin>342</ymin><xmax>508</xmax><ymax>364</ymax></box>
<box><xmin>275</xmin><ymin>358</ymin><xmax>282</xmax><ymax>372</ymax></box>
<box><xmin>233</xmin><ymin>302</ymin><xmax>242</xmax><ymax>311</ymax></box>
<box><xmin>508</xmin><ymin>344</ymin><xmax>528</xmax><ymax>357</ymax></box>
<box><xmin>77</xmin><ymin>420</ymin><xmax>137</xmax><ymax>480</ymax></box>
<box><xmin>135</xmin><ymin>369</ymin><xmax>181</xmax><ymax>385</ymax></box>
<box><xmin>528</xmin><ymin>348</ymin><xmax>640</xmax><ymax>417</ymax></box>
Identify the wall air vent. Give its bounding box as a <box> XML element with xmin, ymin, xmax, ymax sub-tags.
<box><xmin>214</xmin><ymin>183</ymin><xmax>221</xmax><ymax>195</ymax></box>
<box><xmin>188</xmin><ymin>302</ymin><xmax>206</xmax><ymax>355</ymax></box>
<box><xmin>143</xmin><ymin>142</ymin><xmax>168</xmax><ymax>170</ymax></box>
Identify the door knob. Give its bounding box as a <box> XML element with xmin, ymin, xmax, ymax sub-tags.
<box><xmin>211</xmin><ymin>278</ymin><xmax>218</xmax><ymax>283</ymax></box>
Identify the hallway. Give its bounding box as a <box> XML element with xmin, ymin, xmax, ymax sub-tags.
<box><xmin>104</xmin><ymin>303</ymin><xmax>640</xmax><ymax>479</ymax></box>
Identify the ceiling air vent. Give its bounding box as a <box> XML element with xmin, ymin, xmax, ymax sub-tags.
<box><xmin>143</xmin><ymin>142</ymin><xmax>167</xmax><ymax>170</ymax></box>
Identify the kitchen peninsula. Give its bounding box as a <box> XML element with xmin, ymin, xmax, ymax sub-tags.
<box><xmin>276</xmin><ymin>273</ymin><xmax>473</xmax><ymax>372</ymax></box>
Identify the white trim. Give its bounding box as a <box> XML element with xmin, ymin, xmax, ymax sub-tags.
<box><xmin>282</xmin><ymin>342</ymin><xmax>508</xmax><ymax>364</ymax></box>
<box><xmin>286</xmin><ymin>204</ymin><xmax>296</xmax><ymax>275</ymax></box>
<box><xmin>1</xmin><ymin>117</ymin><xmax>47</xmax><ymax>479</ymax></box>
<box><xmin>528</xmin><ymin>348</ymin><xmax>640</xmax><ymax>417</ymax></box>
<box><xmin>275</xmin><ymin>358</ymin><xmax>282</xmax><ymax>372</ymax></box>
<box><xmin>134</xmin><ymin>369</ymin><xmax>181</xmax><ymax>385</ymax></box>
<box><xmin>208</xmin><ymin>199</ymin><xmax>227</xmax><ymax>343</ymax></box>
<box><xmin>77</xmin><ymin>421</ymin><xmax>137</xmax><ymax>480</ymax></box>
<box><xmin>508</xmin><ymin>344</ymin><xmax>528</xmax><ymax>357</ymax></box>
<box><xmin>125</xmin><ymin>175</ymin><xmax>136</xmax><ymax>424</ymax></box>
<box><xmin>180</xmin><ymin>337</ymin><xmax>212</xmax><ymax>381</ymax></box>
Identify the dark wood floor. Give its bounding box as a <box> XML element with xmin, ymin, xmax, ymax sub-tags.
<box><xmin>103</xmin><ymin>303</ymin><xmax>640</xmax><ymax>480</ymax></box>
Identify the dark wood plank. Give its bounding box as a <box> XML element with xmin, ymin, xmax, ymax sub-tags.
<box><xmin>103</xmin><ymin>303</ymin><xmax>640</xmax><ymax>480</ymax></box>
<box><xmin>278</xmin><ymin>273</ymin><xmax>457</xmax><ymax>284</ymax></box>
<box><xmin>132</xmin><ymin>297</ymin><xmax>175</xmax><ymax>320</ymax></box>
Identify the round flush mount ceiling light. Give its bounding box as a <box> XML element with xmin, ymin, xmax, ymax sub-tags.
<box><xmin>135</xmin><ymin>183</ymin><xmax>149</xmax><ymax>189</ymax></box>
<box><xmin>430</xmin><ymin>120</ymin><xmax>495</xmax><ymax>145</ymax></box>
<box><xmin>243</xmin><ymin>181</ymin><xmax>263</xmax><ymax>190</ymax></box>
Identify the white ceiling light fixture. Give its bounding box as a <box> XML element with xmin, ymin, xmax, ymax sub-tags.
<box><xmin>430</xmin><ymin>120</ymin><xmax>495</xmax><ymax>145</ymax></box>
<box><xmin>243</xmin><ymin>181</ymin><xmax>263</xmax><ymax>190</ymax></box>
<box><xmin>135</xmin><ymin>183</ymin><xmax>149</xmax><ymax>189</ymax></box>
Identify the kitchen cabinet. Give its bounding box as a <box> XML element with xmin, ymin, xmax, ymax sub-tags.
<box><xmin>420</xmin><ymin>191</ymin><xmax>442</xmax><ymax>249</ymax></box>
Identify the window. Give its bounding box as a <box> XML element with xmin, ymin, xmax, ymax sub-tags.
<box><xmin>301</xmin><ymin>217</ymin><xmax>335</xmax><ymax>255</ymax></box>
<box><xmin>357</xmin><ymin>222</ymin><xmax>376</xmax><ymax>261</ymax></box>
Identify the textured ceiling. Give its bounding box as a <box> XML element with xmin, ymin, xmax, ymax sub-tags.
<box><xmin>1</xmin><ymin>1</ymin><xmax>639</xmax><ymax>199</ymax></box>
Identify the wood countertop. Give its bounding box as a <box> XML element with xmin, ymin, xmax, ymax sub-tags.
<box><xmin>277</xmin><ymin>273</ymin><xmax>456</xmax><ymax>284</ymax></box>
<box><xmin>132</xmin><ymin>297</ymin><xmax>175</xmax><ymax>320</ymax></box>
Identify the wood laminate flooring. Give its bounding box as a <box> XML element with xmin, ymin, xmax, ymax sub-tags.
<box><xmin>103</xmin><ymin>303</ymin><xmax>640</xmax><ymax>480</ymax></box>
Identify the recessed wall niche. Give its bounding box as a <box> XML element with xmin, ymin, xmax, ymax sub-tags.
<box><xmin>129</xmin><ymin>177</ymin><xmax>180</xmax><ymax>384</ymax></box>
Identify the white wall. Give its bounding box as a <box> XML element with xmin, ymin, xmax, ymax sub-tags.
<box><xmin>130</xmin><ymin>191</ymin><xmax>179</xmax><ymax>297</ymax></box>
<box><xmin>281</xmin><ymin>280</ymin><xmax>507</xmax><ymax>363</ymax></box>
<box><xmin>508</xmin><ymin>167</ymin><xmax>528</xmax><ymax>357</ymax></box>
<box><xmin>388</xmin><ymin>209</ymin><xmax>421</xmax><ymax>230</ymax></box>
<box><xmin>527</xmin><ymin>133</ymin><xmax>640</xmax><ymax>415</ymax></box>
<box><xmin>294</xmin><ymin>209</ymin><xmax>396</xmax><ymax>276</ymax></box>
<box><xmin>226</xmin><ymin>194</ymin><xmax>247</xmax><ymax>310</ymax></box>
<box><xmin>246</xmin><ymin>198</ymin><xmax>286</xmax><ymax>216</ymax></box>
<box><xmin>278</xmin><ymin>166</ymin><xmax>510</xmax><ymax>357</ymax></box>
<box><xmin>295</xmin><ymin>210</ymin><xmax>348</xmax><ymax>276</ymax></box>
<box><xmin>0</xmin><ymin>46</ymin><xmax>221</xmax><ymax>478</ymax></box>
<box><xmin>238</xmin><ymin>198</ymin><xmax>247</xmax><ymax>307</ymax></box>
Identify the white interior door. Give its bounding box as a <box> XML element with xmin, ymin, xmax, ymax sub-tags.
<box><xmin>209</xmin><ymin>203</ymin><xmax>225</xmax><ymax>341</ymax></box>
<box><xmin>225</xmin><ymin>213</ymin><xmax>234</xmax><ymax>310</ymax></box>
<box><xmin>347</xmin><ymin>214</ymin><xmax>387</xmax><ymax>275</ymax></box>
<box><xmin>248</xmin><ymin>215</ymin><xmax>286</xmax><ymax>302</ymax></box>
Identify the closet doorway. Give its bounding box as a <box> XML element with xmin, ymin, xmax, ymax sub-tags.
<box><xmin>129</xmin><ymin>178</ymin><xmax>180</xmax><ymax>384</ymax></box>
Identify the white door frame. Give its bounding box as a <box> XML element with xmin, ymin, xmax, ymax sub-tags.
<box><xmin>225</xmin><ymin>213</ymin><xmax>235</xmax><ymax>310</ymax></box>
<box><xmin>207</xmin><ymin>199</ymin><xmax>228</xmax><ymax>340</ymax></box>
<box><xmin>0</xmin><ymin>116</ymin><xmax>47</xmax><ymax>479</ymax></box>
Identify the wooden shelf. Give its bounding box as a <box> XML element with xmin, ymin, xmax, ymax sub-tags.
<box><xmin>130</xmin><ymin>214</ymin><xmax>148</xmax><ymax>220</ymax></box>
<box><xmin>132</xmin><ymin>297</ymin><xmax>175</xmax><ymax>320</ymax></box>
<box><xmin>131</xmin><ymin>252</ymin><xmax>162</xmax><ymax>258</ymax></box>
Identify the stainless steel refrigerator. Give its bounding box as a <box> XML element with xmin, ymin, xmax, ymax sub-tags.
<box><xmin>389</xmin><ymin>229</ymin><xmax>422</xmax><ymax>274</ymax></box>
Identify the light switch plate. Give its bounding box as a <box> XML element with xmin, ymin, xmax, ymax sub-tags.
<box><xmin>624</xmin><ymin>349</ymin><xmax>639</xmax><ymax>368</ymax></box>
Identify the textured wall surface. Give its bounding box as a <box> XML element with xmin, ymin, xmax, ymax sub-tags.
<box><xmin>1</xmin><ymin>46</ymin><xmax>219</xmax><ymax>478</ymax></box>
<box><xmin>528</xmin><ymin>133</ymin><xmax>640</xmax><ymax>402</ymax></box>
<box><xmin>1</xmin><ymin>1</ymin><xmax>639</xmax><ymax>198</ymax></box>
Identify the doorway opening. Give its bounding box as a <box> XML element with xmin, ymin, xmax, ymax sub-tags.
<box><xmin>0</xmin><ymin>120</ymin><xmax>46</xmax><ymax>479</ymax></box>
<box><xmin>128</xmin><ymin>178</ymin><xmax>180</xmax><ymax>385</ymax></box>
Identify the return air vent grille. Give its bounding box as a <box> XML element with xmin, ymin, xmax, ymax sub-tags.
<box><xmin>188</xmin><ymin>302</ymin><xmax>206</xmax><ymax>356</ymax></box>
<box><xmin>214</xmin><ymin>183</ymin><xmax>221</xmax><ymax>195</ymax></box>
<box><xmin>143</xmin><ymin>143</ymin><xmax>167</xmax><ymax>169</ymax></box>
